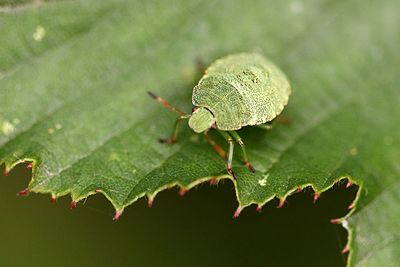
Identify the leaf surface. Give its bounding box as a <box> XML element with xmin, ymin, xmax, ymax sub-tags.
<box><xmin>1</xmin><ymin>1</ymin><xmax>399</xmax><ymax>266</ymax></box>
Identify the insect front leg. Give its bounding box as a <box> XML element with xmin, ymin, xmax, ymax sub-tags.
<box><xmin>203</xmin><ymin>131</ymin><xmax>227</xmax><ymax>159</ymax></box>
<box><xmin>159</xmin><ymin>115</ymin><xmax>190</xmax><ymax>144</ymax></box>
<box><xmin>148</xmin><ymin>91</ymin><xmax>188</xmax><ymax>116</ymax></box>
<box><xmin>256</xmin><ymin>115</ymin><xmax>290</xmax><ymax>130</ymax></box>
<box><xmin>229</xmin><ymin>131</ymin><xmax>256</xmax><ymax>173</ymax></box>
<box><xmin>218</xmin><ymin>131</ymin><xmax>237</xmax><ymax>179</ymax></box>
<box><xmin>255</xmin><ymin>123</ymin><xmax>273</xmax><ymax>130</ymax></box>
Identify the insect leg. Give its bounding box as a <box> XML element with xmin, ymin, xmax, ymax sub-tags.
<box><xmin>203</xmin><ymin>132</ymin><xmax>227</xmax><ymax>158</ymax></box>
<box><xmin>196</xmin><ymin>58</ymin><xmax>206</xmax><ymax>74</ymax></box>
<box><xmin>255</xmin><ymin>123</ymin><xmax>273</xmax><ymax>130</ymax></box>
<box><xmin>148</xmin><ymin>91</ymin><xmax>188</xmax><ymax>116</ymax></box>
<box><xmin>218</xmin><ymin>131</ymin><xmax>237</xmax><ymax>179</ymax></box>
<box><xmin>256</xmin><ymin>115</ymin><xmax>290</xmax><ymax>130</ymax></box>
<box><xmin>229</xmin><ymin>131</ymin><xmax>256</xmax><ymax>173</ymax></box>
<box><xmin>159</xmin><ymin>115</ymin><xmax>190</xmax><ymax>144</ymax></box>
<box><xmin>274</xmin><ymin>114</ymin><xmax>290</xmax><ymax>124</ymax></box>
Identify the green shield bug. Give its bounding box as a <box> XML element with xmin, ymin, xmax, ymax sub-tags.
<box><xmin>149</xmin><ymin>53</ymin><xmax>291</xmax><ymax>178</ymax></box>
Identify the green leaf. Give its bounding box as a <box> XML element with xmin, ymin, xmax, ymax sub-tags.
<box><xmin>0</xmin><ymin>0</ymin><xmax>399</xmax><ymax>266</ymax></box>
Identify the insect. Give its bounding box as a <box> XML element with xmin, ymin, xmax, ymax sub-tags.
<box><xmin>149</xmin><ymin>53</ymin><xmax>291</xmax><ymax>178</ymax></box>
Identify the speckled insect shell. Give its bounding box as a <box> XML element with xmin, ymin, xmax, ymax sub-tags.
<box><xmin>192</xmin><ymin>53</ymin><xmax>291</xmax><ymax>131</ymax></box>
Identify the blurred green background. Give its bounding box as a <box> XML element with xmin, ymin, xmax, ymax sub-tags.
<box><xmin>1</xmin><ymin>165</ymin><xmax>355</xmax><ymax>267</ymax></box>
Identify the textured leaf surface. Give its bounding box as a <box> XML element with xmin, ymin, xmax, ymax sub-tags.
<box><xmin>0</xmin><ymin>1</ymin><xmax>399</xmax><ymax>266</ymax></box>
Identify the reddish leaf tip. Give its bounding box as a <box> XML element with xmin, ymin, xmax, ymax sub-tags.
<box><xmin>342</xmin><ymin>245</ymin><xmax>350</xmax><ymax>254</ymax></box>
<box><xmin>233</xmin><ymin>207</ymin><xmax>243</xmax><ymax>218</ymax></box>
<box><xmin>348</xmin><ymin>203</ymin><xmax>355</xmax><ymax>210</ymax></box>
<box><xmin>277</xmin><ymin>198</ymin><xmax>285</xmax><ymax>208</ymax></box>
<box><xmin>346</xmin><ymin>181</ymin><xmax>353</xmax><ymax>188</ymax></box>
<box><xmin>313</xmin><ymin>192</ymin><xmax>320</xmax><ymax>203</ymax></box>
<box><xmin>256</xmin><ymin>205</ymin><xmax>262</xmax><ymax>213</ymax></box>
<box><xmin>330</xmin><ymin>218</ymin><xmax>341</xmax><ymax>224</ymax></box>
<box><xmin>51</xmin><ymin>196</ymin><xmax>57</xmax><ymax>203</ymax></box>
<box><xmin>3</xmin><ymin>169</ymin><xmax>9</xmax><ymax>176</ymax></box>
<box><xmin>95</xmin><ymin>189</ymin><xmax>101</xmax><ymax>193</ymax></box>
<box><xmin>17</xmin><ymin>188</ymin><xmax>29</xmax><ymax>196</ymax></box>
<box><xmin>147</xmin><ymin>197</ymin><xmax>154</xmax><ymax>208</ymax></box>
<box><xmin>113</xmin><ymin>211</ymin><xmax>122</xmax><ymax>221</ymax></box>
<box><xmin>26</xmin><ymin>163</ymin><xmax>33</xmax><ymax>169</ymax></box>
<box><xmin>71</xmin><ymin>201</ymin><xmax>77</xmax><ymax>209</ymax></box>
<box><xmin>209</xmin><ymin>178</ymin><xmax>218</xmax><ymax>186</ymax></box>
<box><xmin>179</xmin><ymin>188</ymin><xmax>187</xmax><ymax>197</ymax></box>
<box><xmin>296</xmin><ymin>187</ymin><xmax>302</xmax><ymax>193</ymax></box>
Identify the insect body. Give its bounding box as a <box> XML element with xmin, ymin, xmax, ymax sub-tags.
<box><xmin>149</xmin><ymin>53</ymin><xmax>291</xmax><ymax>178</ymax></box>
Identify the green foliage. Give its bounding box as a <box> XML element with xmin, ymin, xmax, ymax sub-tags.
<box><xmin>0</xmin><ymin>0</ymin><xmax>399</xmax><ymax>266</ymax></box>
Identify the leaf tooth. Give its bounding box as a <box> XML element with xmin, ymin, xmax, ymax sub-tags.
<box><xmin>341</xmin><ymin>245</ymin><xmax>350</xmax><ymax>254</ymax></box>
<box><xmin>17</xmin><ymin>188</ymin><xmax>29</xmax><ymax>196</ymax></box>
<box><xmin>256</xmin><ymin>204</ymin><xmax>263</xmax><ymax>213</ymax></box>
<box><xmin>277</xmin><ymin>198</ymin><xmax>286</xmax><ymax>208</ymax></box>
<box><xmin>178</xmin><ymin>187</ymin><xmax>188</xmax><ymax>197</ymax></box>
<box><xmin>330</xmin><ymin>218</ymin><xmax>342</xmax><ymax>224</ymax></box>
<box><xmin>70</xmin><ymin>201</ymin><xmax>77</xmax><ymax>209</ymax></box>
<box><xmin>233</xmin><ymin>207</ymin><xmax>243</xmax><ymax>218</ymax></box>
<box><xmin>147</xmin><ymin>196</ymin><xmax>154</xmax><ymax>208</ymax></box>
<box><xmin>313</xmin><ymin>192</ymin><xmax>320</xmax><ymax>203</ymax></box>
<box><xmin>113</xmin><ymin>210</ymin><xmax>123</xmax><ymax>221</ymax></box>
<box><xmin>209</xmin><ymin>178</ymin><xmax>218</xmax><ymax>186</ymax></box>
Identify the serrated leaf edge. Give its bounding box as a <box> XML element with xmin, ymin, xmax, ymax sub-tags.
<box><xmin>1</xmin><ymin>157</ymin><xmax>360</xmax><ymax>266</ymax></box>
